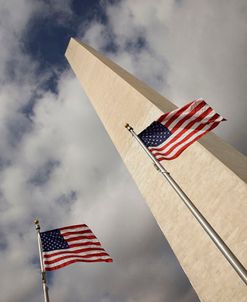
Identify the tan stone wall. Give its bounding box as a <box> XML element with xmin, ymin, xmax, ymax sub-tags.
<box><xmin>65</xmin><ymin>38</ymin><xmax>247</xmax><ymax>302</ymax></box>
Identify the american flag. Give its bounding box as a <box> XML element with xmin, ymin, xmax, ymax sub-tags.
<box><xmin>138</xmin><ymin>99</ymin><xmax>226</xmax><ymax>160</ymax></box>
<box><xmin>40</xmin><ymin>224</ymin><xmax>112</xmax><ymax>271</ymax></box>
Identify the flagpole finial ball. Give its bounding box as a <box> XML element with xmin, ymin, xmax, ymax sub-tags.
<box><xmin>125</xmin><ymin>123</ymin><xmax>133</xmax><ymax>131</ymax></box>
<box><xmin>34</xmin><ymin>219</ymin><xmax>39</xmax><ymax>225</ymax></box>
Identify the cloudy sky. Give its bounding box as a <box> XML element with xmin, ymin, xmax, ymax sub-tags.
<box><xmin>0</xmin><ymin>1</ymin><xmax>246</xmax><ymax>301</ymax></box>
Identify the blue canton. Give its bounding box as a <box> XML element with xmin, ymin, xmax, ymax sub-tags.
<box><xmin>138</xmin><ymin>121</ymin><xmax>172</xmax><ymax>147</ymax></box>
<box><xmin>40</xmin><ymin>229</ymin><xmax>69</xmax><ymax>252</ymax></box>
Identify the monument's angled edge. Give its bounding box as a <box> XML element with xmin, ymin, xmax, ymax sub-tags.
<box><xmin>66</xmin><ymin>37</ymin><xmax>247</xmax><ymax>183</ymax></box>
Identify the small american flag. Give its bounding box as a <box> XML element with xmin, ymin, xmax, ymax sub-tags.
<box><xmin>40</xmin><ymin>224</ymin><xmax>112</xmax><ymax>271</ymax></box>
<box><xmin>138</xmin><ymin>99</ymin><xmax>225</xmax><ymax>160</ymax></box>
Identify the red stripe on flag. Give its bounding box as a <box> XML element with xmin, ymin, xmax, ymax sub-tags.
<box><xmin>157</xmin><ymin>121</ymin><xmax>221</xmax><ymax>160</ymax></box>
<box><xmin>44</xmin><ymin>253</ymin><xmax>110</xmax><ymax>265</ymax></box>
<box><xmin>62</xmin><ymin>230</ymin><xmax>92</xmax><ymax>236</ymax></box>
<box><xmin>170</xmin><ymin>101</ymin><xmax>207</xmax><ymax>133</ymax></box>
<box><xmin>138</xmin><ymin>99</ymin><xmax>225</xmax><ymax>161</ymax></box>
<box><xmin>157</xmin><ymin>101</ymin><xmax>194</xmax><ymax>123</ymax></box>
<box><xmin>41</xmin><ymin>224</ymin><xmax>112</xmax><ymax>271</ymax></box>
<box><xmin>45</xmin><ymin>258</ymin><xmax>113</xmax><ymax>271</ymax></box>
<box><xmin>152</xmin><ymin>114</ymin><xmax>219</xmax><ymax>158</ymax></box>
<box><xmin>163</xmin><ymin>101</ymin><xmax>197</xmax><ymax>128</ymax></box>
<box><xmin>66</xmin><ymin>235</ymin><xmax>96</xmax><ymax>242</ymax></box>
<box><xmin>149</xmin><ymin>107</ymin><xmax>214</xmax><ymax>153</ymax></box>
<box><xmin>59</xmin><ymin>224</ymin><xmax>88</xmax><ymax>231</ymax></box>
<box><xmin>43</xmin><ymin>247</ymin><xmax>105</xmax><ymax>258</ymax></box>
<box><xmin>68</xmin><ymin>242</ymin><xmax>101</xmax><ymax>248</ymax></box>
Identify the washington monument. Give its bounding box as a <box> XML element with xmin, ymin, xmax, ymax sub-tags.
<box><xmin>65</xmin><ymin>38</ymin><xmax>247</xmax><ymax>302</ymax></box>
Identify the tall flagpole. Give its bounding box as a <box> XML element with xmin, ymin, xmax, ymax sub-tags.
<box><xmin>125</xmin><ymin>123</ymin><xmax>247</xmax><ymax>285</ymax></box>
<box><xmin>34</xmin><ymin>219</ymin><xmax>50</xmax><ymax>302</ymax></box>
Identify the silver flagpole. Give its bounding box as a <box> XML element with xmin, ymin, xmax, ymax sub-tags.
<box><xmin>34</xmin><ymin>219</ymin><xmax>50</xmax><ymax>302</ymax></box>
<box><xmin>125</xmin><ymin>123</ymin><xmax>247</xmax><ymax>285</ymax></box>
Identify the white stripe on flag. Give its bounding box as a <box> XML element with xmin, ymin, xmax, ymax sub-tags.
<box><xmin>151</xmin><ymin>108</ymin><xmax>216</xmax><ymax>153</ymax></box>
<box><xmin>41</xmin><ymin>224</ymin><xmax>112</xmax><ymax>271</ymax></box>
<box><xmin>62</xmin><ymin>232</ymin><xmax>94</xmax><ymax>240</ymax></box>
<box><xmin>44</xmin><ymin>255</ymin><xmax>111</xmax><ymax>270</ymax></box>
<box><xmin>151</xmin><ymin>111</ymin><xmax>217</xmax><ymax>155</ymax></box>
<box><xmin>163</xmin><ymin>99</ymin><xmax>205</xmax><ymax>130</ymax></box>
<box><xmin>60</xmin><ymin>226</ymin><xmax>90</xmax><ymax>234</ymax></box>
<box><xmin>44</xmin><ymin>249</ymin><xmax>107</xmax><ymax>260</ymax></box>
<box><xmin>154</xmin><ymin>119</ymin><xmax>223</xmax><ymax>160</ymax></box>
<box><xmin>43</xmin><ymin>244</ymin><xmax>103</xmax><ymax>256</ymax></box>
<box><xmin>67</xmin><ymin>238</ymin><xmax>99</xmax><ymax>245</ymax></box>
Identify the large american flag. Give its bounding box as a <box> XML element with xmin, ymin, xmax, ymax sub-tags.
<box><xmin>138</xmin><ymin>99</ymin><xmax>226</xmax><ymax>160</ymax></box>
<box><xmin>40</xmin><ymin>224</ymin><xmax>112</xmax><ymax>271</ymax></box>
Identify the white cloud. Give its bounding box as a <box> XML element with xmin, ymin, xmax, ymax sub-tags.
<box><xmin>2</xmin><ymin>1</ymin><xmax>246</xmax><ymax>301</ymax></box>
<box><xmin>82</xmin><ymin>0</ymin><xmax>247</xmax><ymax>154</ymax></box>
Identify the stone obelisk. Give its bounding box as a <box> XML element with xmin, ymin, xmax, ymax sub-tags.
<box><xmin>65</xmin><ymin>38</ymin><xmax>247</xmax><ymax>302</ymax></box>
